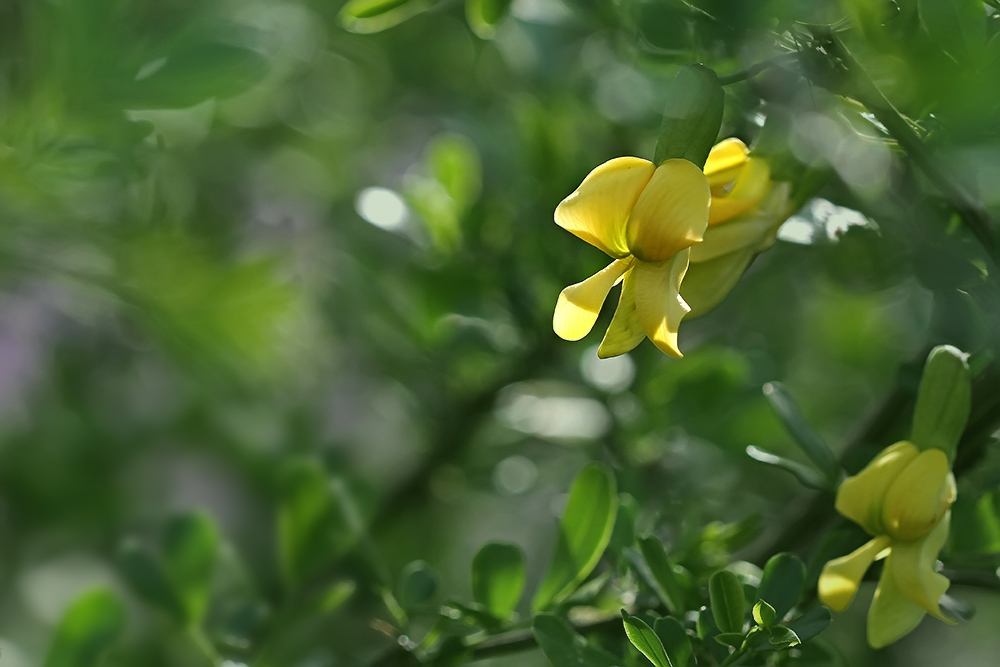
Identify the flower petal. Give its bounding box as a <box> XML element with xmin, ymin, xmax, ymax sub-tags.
<box><xmin>553</xmin><ymin>258</ymin><xmax>634</xmax><ymax>341</ymax></box>
<box><xmin>818</xmin><ymin>536</ymin><xmax>891</xmax><ymax>612</ymax></box>
<box><xmin>555</xmin><ymin>157</ymin><xmax>655</xmax><ymax>257</ymax></box>
<box><xmin>882</xmin><ymin>449</ymin><xmax>955</xmax><ymax>542</ymax></box>
<box><xmin>836</xmin><ymin>441</ymin><xmax>920</xmax><ymax>536</ymax></box>
<box><xmin>681</xmin><ymin>248</ymin><xmax>755</xmax><ymax>318</ymax></box>
<box><xmin>888</xmin><ymin>512</ymin><xmax>953</xmax><ymax>621</ymax></box>
<box><xmin>632</xmin><ymin>250</ymin><xmax>691</xmax><ymax>358</ymax></box>
<box><xmin>867</xmin><ymin>556</ymin><xmax>928</xmax><ymax>649</ymax></box>
<box><xmin>625</xmin><ymin>159</ymin><xmax>710</xmax><ymax>262</ymax></box>
<box><xmin>597</xmin><ymin>269</ymin><xmax>645</xmax><ymax>358</ymax></box>
<box><xmin>709</xmin><ymin>158</ymin><xmax>772</xmax><ymax>226</ymax></box>
<box><xmin>704</xmin><ymin>137</ymin><xmax>749</xmax><ymax>191</ymax></box>
<box><xmin>689</xmin><ymin>215</ymin><xmax>776</xmax><ymax>263</ymax></box>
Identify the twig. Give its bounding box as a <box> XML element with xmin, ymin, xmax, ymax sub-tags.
<box><xmin>718</xmin><ymin>53</ymin><xmax>799</xmax><ymax>86</ymax></box>
<box><xmin>807</xmin><ymin>32</ymin><xmax>999</xmax><ymax>264</ymax></box>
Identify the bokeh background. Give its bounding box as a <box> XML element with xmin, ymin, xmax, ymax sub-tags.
<box><xmin>1</xmin><ymin>0</ymin><xmax>999</xmax><ymax>665</ymax></box>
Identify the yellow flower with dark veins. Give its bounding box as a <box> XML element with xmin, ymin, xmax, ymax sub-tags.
<box><xmin>681</xmin><ymin>138</ymin><xmax>793</xmax><ymax>317</ymax></box>
<box><xmin>818</xmin><ymin>441</ymin><xmax>957</xmax><ymax>648</ymax></box>
<box><xmin>552</xmin><ymin>157</ymin><xmax>711</xmax><ymax>358</ymax></box>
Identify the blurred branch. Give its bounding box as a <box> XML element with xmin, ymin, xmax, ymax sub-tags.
<box><xmin>368</xmin><ymin>339</ymin><xmax>555</xmax><ymax>535</ymax></box>
<box><xmin>718</xmin><ymin>53</ymin><xmax>799</xmax><ymax>86</ymax></box>
<box><xmin>801</xmin><ymin>31</ymin><xmax>999</xmax><ymax>265</ymax></box>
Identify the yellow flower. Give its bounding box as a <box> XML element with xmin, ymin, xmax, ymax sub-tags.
<box><xmin>552</xmin><ymin>156</ymin><xmax>710</xmax><ymax>358</ymax></box>
<box><xmin>681</xmin><ymin>138</ymin><xmax>793</xmax><ymax>317</ymax></box>
<box><xmin>818</xmin><ymin>441</ymin><xmax>957</xmax><ymax>648</ymax></box>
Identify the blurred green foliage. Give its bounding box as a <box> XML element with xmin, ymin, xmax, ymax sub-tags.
<box><xmin>1</xmin><ymin>0</ymin><xmax>1000</xmax><ymax>666</ymax></box>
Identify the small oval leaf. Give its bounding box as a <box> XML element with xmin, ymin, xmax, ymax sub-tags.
<box><xmin>709</xmin><ymin>570</ymin><xmax>746</xmax><ymax>634</ymax></box>
<box><xmin>472</xmin><ymin>542</ymin><xmax>525</xmax><ymax>619</ymax></box>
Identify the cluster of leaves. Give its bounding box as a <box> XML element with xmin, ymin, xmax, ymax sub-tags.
<box><xmin>3</xmin><ymin>0</ymin><xmax>1000</xmax><ymax>666</ymax></box>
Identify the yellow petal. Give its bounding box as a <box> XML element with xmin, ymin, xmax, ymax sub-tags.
<box><xmin>689</xmin><ymin>215</ymin><xmax>776</xmax><ymax>263</ymax></box>
<box><xmin>704</xmin><ymin>137</ymin><xmax>749</xmax><ymax>191</ymax></box>
<box><xmin>681</xmin><ymin>248</ymin><xmax>755</xmax><ymax>318</ymax></box>
<box><xmin>867</xmin><ymin>555</ymin><xmax>928</xmax><ymax>649</ymax></box>
<box><xmin>882</xmin><ymin>449</ymin><xmax>955</xmax><ymax>542</ymax></box>
<box><xmin>888</xmin><ymin>512</ymin><xmax>953</xmax><ymax>621</ymax></box>
<box><xmin>625</xmin><ymin>159</ymin><xmax>710</xmax><ymax>262</ymax></box>
<box><xmin>555</xmin><ymin>157</ymin><xmax>655</xmax><ymax>257</ymax></box>
<box><xmin>709</xmin><ymin>158</ymin><xmax>772</xmax><ymax>226</ymax></box>
<box><xmin>836</xmin><ymin>441</ymin><xmax>920</xmax><ymax>536</ymax></box>
<box><xmin>553</xmin><ymin>258</ymin><xmax>634</xmax><ymax>341</ymax></box>
<box><xmin>818</xmin><ymin>536</ymin><xmax>892</xmax><ymax>612</ymax></box>
<box><xmin>632</xmin><ymin>250</ymin><xmax>691</xmax><ymax>358</ymax></box>
<box><xmin>597</xmin><ymin>269</ymin><xmax>645</xmax><ymax>358</ymax></box>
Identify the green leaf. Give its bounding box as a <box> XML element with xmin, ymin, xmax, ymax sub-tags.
<box><xmin>397</xmin><ymin>560</ymin><xmax>439</xmax><ymax>610</ymax></box>
<box><xmin>654</xmin><ymin>616</ymin><xmax>692</xmax><ymax>667</ymax></box>
<box><xmin>532</xmin><ymin>614</ymin><xmax>620</xmax><ymax>667</ymax></box>
<box><xmin>609</xmin><ymin>494</ymin><xmax>638</xmax><ymax>554</ymax></box>
<box><xmin>756</xmin><ymin>553</ymin><xmax>806</xmax><ymax>621</ymax></box>
<box><xmin>339</xmin><ymin>0</ymin><xmax>431</xmax><ymax>34</ymax></box>
<box><xmin>45</xmin><ymin>589</ymin><xmax>125</xmax><ymax>667</ymax></box>
<box><xmin>117</xmin><ymin>539</ymin><xmax>185</xmax><ymax>621</ymax></box>
<box><xmin>752</xmin><ymin>600</ymin><xmax>776</xmax><ymax>627</ymax></box>
<box><xmin>637</xmin><ymin>537</ymin><xmax>687</xmax><ymax>614</ymax></box>
<box><xmin>277</xmin><ymin>459</ymin><xmax>345</xmax><ymax>590</ymax></box>
<box><xmin>911</xmin><ymin>345</ymin><xmax>971</xmax><ymax>460</ymax></box>
<box><xmin>532</xmin><ymin>464</ymin><xmax>618</xmax><ymax>610</ymax></box>
<box><xmin>622</xmin><ymin>611</ymin><xmax>672</xmax><ymax>667</ymax></box>
<box><xmin>708</xmin><ymin>570</ymin><xmax>746</xmax><ymax>634</ymax></box>
<box><xmin>466</xmin><ymin>0</ymin><xmax>513</xmax><ymax>39</ymax></box>
<box><xmin>471</xmin><ymin>542</ymin><xmax>525</xmax><ymax>619</ymax></box>
<box><xmin>917</xmin><ymin>0</ymin><xmax>986</xmax><ymax>61</ymax></box>
<box><xmin>126</xmin><ymin>36</ymin><xmax>267</xmax><ymax>108</ymax></box>
<box><xmin>951</xmin><ymin>491</ymin><xmax>1000</xmax><ymax>554</ymax></box>
<box><xmin>761</xmin><ymin>382</ymin><xmax>840</xmax><ymax>483</ymax></box>
<box><xmin>653</xmin><ymin>65</ymin><xmax>723</xmax><ymax>167</ymax></box>
<box><xmin>162</xmin><ymin>513</ymin><xmax>218</xmax><ymax>625</ymax></box>
<box><xmin>745</xmin><ymin>445</ymin><xmax>830</xmax><ymax>491</ymax></box>
<box><xmin>428</xmin><ymin>133</ymin><xmax>482</xmax><ymax>212</ymax></box>
<box><xmin>785</xmin><ymin>606</ymin><xmax>832</xmax><ymax>643</ymax></box>
<box><xmin>768</xmin><ymin>624</ymin><xmax>800</xmax><ymax>647</ymax></box>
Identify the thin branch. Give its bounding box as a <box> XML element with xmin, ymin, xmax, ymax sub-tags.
<box><xmin>810</xmin><ymin>32</ymin><xmax>999</xmax><ymax>264</ymax></box>
<box><xmin>718</xmin><ymin>53</ymin><xmax>799</xmax><ymax>85</ymax></box>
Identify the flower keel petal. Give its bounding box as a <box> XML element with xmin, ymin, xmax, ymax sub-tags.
<box><xmin>836</xmin><ymin>441</ymin><xmax>920</xmax><ymax>535</ymax></box>
<box><xmin>632</xmin><ymin>250</ymin><xmax>691</xmax><ymax>357</ymax></box>
<box><xmin>598</xmin><ymin>269</ymin><xmax>645</xmax><ymax>358</ymax></box>
<box><xmin>868</xmin><ymin>556</ymin><xmax>928</xmax><ymax>649</ymax></box>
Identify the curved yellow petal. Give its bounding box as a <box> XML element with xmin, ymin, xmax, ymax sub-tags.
<box><xmin>625</xmin><ymin>159</ymin><xmax>710</xmax><ymax>262</ymax></box>
<box><xmin>836</xmin><ymin>441</ymin><xmax>920</xmax><ymax>536</ymax></box>
<box><xmin>553</xmin><ymin>258</ymin><xmax>634</xmax><ymax>341</ymax></box>
<box><xmin>597</xmin><ymin>269</ymin><xmax>645</xmax><ymax>358</ymax></box>
<box><xmin>681</xmin><ymin>248</ymin><xmax>755</xmax><ymax>319</ymax></box>
<box><xmin>818</xmin><ymin>536</ymin><xmax>891</xmax><ymax>612</ymax></box>
<box><xmin>867</xmin><ymin>556</ymin><xmax>928</xmax><ymax>649</ymax></box>
<box><xmin>555</xmin><ymin>157</ymin><xmax>655</xmax><ymax>257</ymax></box>
<box><xmin>632</xmin><ymin>250</ymin><xmax>691</xmax><ymax>358</ymax></box>
<box><xmin>888</xmin><ymin>512</ymin><xmax>953</xmax><ymax>622</ymax></box>
<box><xmin>690</xmin><ymin>215</ymin><xmax>776</xmax><ymax>263</ymax></box>
<box><xmin>882</xmin><ymin>449</ymin><xmax>955</xmax><ymax>542</ymax></box>
<box><xmin>704</xmin><ymin>137</ymin><xmax>749</xmax><ymax>191</ymax></box>
<box><xmin>709</xmin><ymin>158</ymin><xmax>772</xmax><ymax>226</ymax></box>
